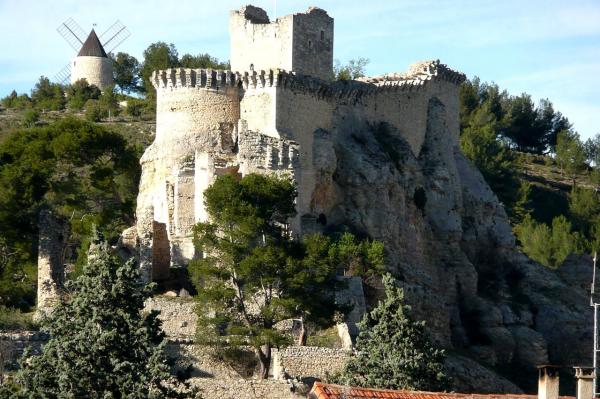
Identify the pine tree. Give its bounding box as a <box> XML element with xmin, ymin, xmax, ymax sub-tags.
<box><xmin>190</xmin><ymin>173</ymin><xmax>343</xmax><ymax>379</ymax></box>
<box><xmin>5</xmin><ymin>233</ymin><xmax>188</xmax><ymax>398</ymax></box>
<box><xmin>336</xmin><ymin>273</ymin><xmax>451</xmax><ymax>392</ymax></box>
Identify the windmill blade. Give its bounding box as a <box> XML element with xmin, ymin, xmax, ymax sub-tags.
<box><xmin>100</xmin><ymin>20</ymin><xmax>131</xmax><ymax>54</ymax></box>
<box><xmin>57</xmin><ymin>18</ymin><xmax>86</xmax><ymax>52</ymax></box>
<box><xmin>54</xmin><ymin>64</ymin><xmax>71</xmax><ymax>85</ymax></box>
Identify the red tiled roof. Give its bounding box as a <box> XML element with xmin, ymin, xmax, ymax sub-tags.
<box><xmin>308</xmin><ymin>382</ymin><xmax>576</xmax><ymax>399</ymax></box>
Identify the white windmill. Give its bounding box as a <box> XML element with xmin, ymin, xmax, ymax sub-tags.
<box><xmin>55</xmin><ymin>18</ymin><xmax>131</xmax><ymax>90</ymax></box>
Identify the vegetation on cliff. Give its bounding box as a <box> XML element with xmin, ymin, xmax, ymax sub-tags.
<box><xmin>459</xmin><ymin>77</ymin><xmax>599</xmax><ymax>267</ymax></box>
<box><xmin>334</xmin><ymin>273</ymin><xmax>451</xmax><ymax>391</ymax></box>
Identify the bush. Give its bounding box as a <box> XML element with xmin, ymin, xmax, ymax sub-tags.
<box><xmin>0</xmin><ymin>306</ymin><xmax>36</xmax><ymax>330</ymax></box>
<box><xmin>1</xmin><ymin>91</ymin><xmax>33</xmax><ymax>110</ymax></box>
<box><xmin>66</xmin><ymin>79</ymin><xmax>101</xmax><ymax>111</ymax></box>
<box><xmin>31</xmin><ymin>76</ymin><xmax>65</xmax><ymax>111</ymax></box>
<box><xmin>515</xmin><ymin>215</ymin><xmax>585</xmax><ymax>268</ymax></box>
<box><xmin>125</xmin><ymin>98</ymin><xmax>145</xmax><ymax>118</ymax></box>
<box><xmin>22</xmin><ymin>109</ymin><xmax>39</xmax><ymax>127</ymax></box>
<box><xmin>85</xmin><ymin>100</ymin><xmax>108</xmax><ymax>122</ymax></box>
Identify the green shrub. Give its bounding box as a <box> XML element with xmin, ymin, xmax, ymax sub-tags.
<box><xmin>66</xmin><ymin>79</ymin><xmax>101</xmax><ymax>111</ymax></box>
<box><xmin>515</xmin><ymin>215</ymin><xmax>585</xmax><ymax>268</ymax></box>
<box><xmin>124</xmin><ymin>98</ymin><xmax>144</xmax><ymax>118</ymax></box>
<box><xmin>22</xmin><ymin>109</ymin><xmax>39</xmax><ymax>127</ymax></box>
<box><xmin>85</xmin><ymin>100</ymin><xmax>108</xmax><ymax>122</ymax></box>
<box><xmin>31</xmin><ymin>76</ymin><xmax>65</xmax><ymax>111</ymax></box>
<box><xmin>1</xmin><ymin>90</ymin><xmax>33</xmax><ymax>110</ymax></box>
<box><xmin>0</xmin><ymin>306</ymin><xmax>36</xmax><ymax>330</ymax></box>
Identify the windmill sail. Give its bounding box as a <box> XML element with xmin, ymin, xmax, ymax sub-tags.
<box><xmin>100</xmin><ymin>20</ymin><xmax>131</xmax><ymax>54</ymax></box>
<box><xmin>57</xmin><ymin>18</ymin><xmax>87</xmax><ymax>52</ymax></box>
<box><xmin>54</xmin><ymin>64</ymin><xmax>72</xmax><ymax>85</ymax></box>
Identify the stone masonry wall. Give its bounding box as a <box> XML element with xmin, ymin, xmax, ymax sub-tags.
<box><xmin>0</xmin><ymin>331</ymin><xmax>47</xmax><ymax>368</ymax></box>
<box><xmin>271</xmin><ymin>346</ymin><xmax>349</xmax><ymax>380</ymax></box>
<box><xmin>144</xmin><ymin>297</ymin><xmax>198</xmax><ymax>339</ymax></box>
<box><xmin>36</xmin><ymin>210</ymin><xmax>68</xmax><ymax>316</ymax></box>
<box><xmin>230</xmin><ymin>6</ymin><xmax>333</xmax><ymax>80</ymax></box>
<box><xmin>70</xmin><ymin>56</ymin><xmax>114</xmax><ymax>90</ymax></box>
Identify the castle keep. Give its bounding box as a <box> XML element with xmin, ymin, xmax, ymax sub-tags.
<box><xmin>135</xmin><ymin>4</ymin><xmax>466</xmax><ymax>281</ymax></box>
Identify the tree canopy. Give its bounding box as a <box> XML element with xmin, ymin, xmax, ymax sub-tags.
<box><xmin>335</xmin><ymin>273</ymin><xmax>451</xmax><ymax>391</ymax></box>
<box><xmin>111</xmin><ymin>52</ymin><xmax>142</xmax><ymax>94</ymax></box>
<box><xmin>190</xmin><ymin>173</ymin><xmax>371</xmax><ymax>378</ymax></box>
<box><xmin>0</xmin><ymin>236</ymin><xmax>188</xmax><ymax>398</ymax></box>
<box><xmin>0</xmin><ymin>118</ymin><xmax>139</xmax><ymax>310</ymax></box>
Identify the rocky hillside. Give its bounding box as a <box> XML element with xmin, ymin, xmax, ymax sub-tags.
<box><xmin>310</xmin><ymin>105</ymin><xmax>593</xmax><ymax>394</ymax></box>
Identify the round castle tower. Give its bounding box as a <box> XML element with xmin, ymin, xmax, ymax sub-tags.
<box><xmin>70</xmin><ymin>29</ymin><xmax>114</xmax><ymax>90</ymax></box>
<box><xmin>136</xmin><ymin>68</ymin><xmax>241</xmax><ymax>282</ymax></box>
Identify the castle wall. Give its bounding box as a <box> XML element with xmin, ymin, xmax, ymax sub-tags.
<box><xmin>71</xmin><ymin>56</ymin><xmax>113</xmax><ymax>90</ymax></box>
<box><xmin>275</xmin><ymin>88</ymin><xmax>334</xmax><ymax>227</ymax></box>
<box><xmin>230</xmin><ymin>6</ymin><xmax>333</xmax><ymax>80</ymax></box>
<box><xmin>291</xmin><ymin>8</ymin><xmax>334</xmax><ymax>80</ymax></box>
<box><xmin>240</xmin><ymin>86</ymin><xmax>278</xmax><ymax>137</ymax></box>
<box><xmin>230</xmin><ymin>9</ymin><xmax>294</xmax><ymax>73</ymax></box>
<box><xmin>137</xmin><ymin>69</ymin><xmax>241</xmax><ymax>281</ymax></box>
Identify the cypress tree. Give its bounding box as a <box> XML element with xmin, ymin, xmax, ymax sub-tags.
<box><xmin>336</xmin><ymin>273</ymin><xmax>451</xmax><ymax>392</ymax></box>
<box><xmin>5</xmin><ymin>234</ymin><xmax>189</xmax><ymax>398</ymax></box>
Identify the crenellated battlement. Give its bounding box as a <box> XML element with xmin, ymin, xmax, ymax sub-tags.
<box><xmin>151</xmin><ymin>68</ymin><xmax>242</xmax><ymax>90</ymax></box>
<box><xmin>151</xmin><ymin>60</ymin><xmax>466</xmax><ymax>102</ymax></box>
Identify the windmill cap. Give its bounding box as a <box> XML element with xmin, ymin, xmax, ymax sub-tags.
<box><xmin>77</xmin><ymin>29</ymin><xmax>108</xmax><ymax>57</ymax></box>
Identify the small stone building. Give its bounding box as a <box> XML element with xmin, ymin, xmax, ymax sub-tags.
<box><xmin>70</xmin><ymin>29</ymin><xmax>114</xmax><ymax>90</ymax></box>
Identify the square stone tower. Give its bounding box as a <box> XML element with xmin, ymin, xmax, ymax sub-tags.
<box><xmin>229</xmin><ymin>5</ymin><xmax>334</xmax><ymax>80</ymax></box>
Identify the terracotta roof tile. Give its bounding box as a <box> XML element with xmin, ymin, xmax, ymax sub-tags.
<box><xmin>308</xmin><ymin>383</ymin><xmax>576</xmax><ymax>399</ymax></box>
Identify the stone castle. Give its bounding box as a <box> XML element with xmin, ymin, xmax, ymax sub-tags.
<box><xmin>135</xmin><ymin>4</ymin><xmax>465</xmax><ymax>281</ymax></box>
<box><xmin>36</xmin><ymin>5</ymin><xmax>594</xmax><ymax>393</ymax></box>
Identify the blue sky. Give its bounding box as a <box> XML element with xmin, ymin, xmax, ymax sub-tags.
<box><xmin>0</xmin><ymin>0</ymin><xmax>598</xmax><ymax>140</ymax></box>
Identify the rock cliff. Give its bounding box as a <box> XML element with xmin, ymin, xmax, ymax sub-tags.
<box><xmin>310</xmin><ymin>101</ymin><xmax>592</xmax><ymax>392</ymax></box>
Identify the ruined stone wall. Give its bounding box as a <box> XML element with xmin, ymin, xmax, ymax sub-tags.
<box><xmin>291</xmin><ymin>8</ymin><xmax>334</xmax><ymax>80</ymax></box>
<box><xmin>0</xmin><ymin>332</ymin><xmax>47</xmax><ymax>368</ymax></box>
<box><xmin>230</xmin><ymin>6</ymin><xmax>333</xmax><ymax>80</ymax></box>
<box><xmin>144</xmin><ymin>297</ymin><xmax>198</xmax><ymax>339</ymax></box>
<box><xmin>36</xmin><ymin>210</ymin><xmax>68</xmax><ymax>316</ymax></box>
<box><xmin>274</xmin><ymin>88</ymin><xmax>334</xmax><ymax>232</ymax></box>
<box><xmin>230</xmin><ymin>6</ymin><xmax>294</xmax><ymax>74</ymax></box>
<box><xmin>70</xmin><ymin>56</ymin><xmax>114</xmax><ymax>90</ymax></box>
<box><xmin>271</xmin><ymin>346</ymin><xmax>349</xmax><ymax>380</ymax></box>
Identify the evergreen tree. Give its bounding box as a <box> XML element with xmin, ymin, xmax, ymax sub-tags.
<box><xmin>555</xmin><ymin>130</ymin><xmax>587</xmax><ymax>184</ymax></box>
<box><xmin>111</xmin><ymin>52</ymin><xmax>141</xmax><ymax>94</ymax></box>
<box><xmin>4</xmin><ymin>235</ymin><xmax>187</xmax><ymax>398</ymax></box>
<box><xmin>140</xmin><ymin>42</ymin><xmax>179</xmax><ymax>96</ymax></box>
<box><xmin>190</xmin><ymin>173</ymin><xmax>344</xmax><ymax>379</ymax></box>
<box><xmin>333</xmin><ymin>58</ymin><xmax>370</xmax><ymax>80</ymax></box>
<box><xmin>179</xmin><ymin>53</ymin><xmax>229</xmax><ymax>69</ymax></box>
<box><xmin>0</xmin><ymin>117</ymin><xmax>139</xmax><ymax>309</ymax></box>
<box><xmin>336</xmin><ymin>273</ymin><xmax>451</xmax><ymax>391</ymax></box>
<box><xmin>30</xmin><ymin>76</ymin><xmax>65</xmax><ymax>111</ymax></box>
<box><xmin>515</xmin><ymin>215</ymin><xmax>584</xmax><ymax>268</ymax></box>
